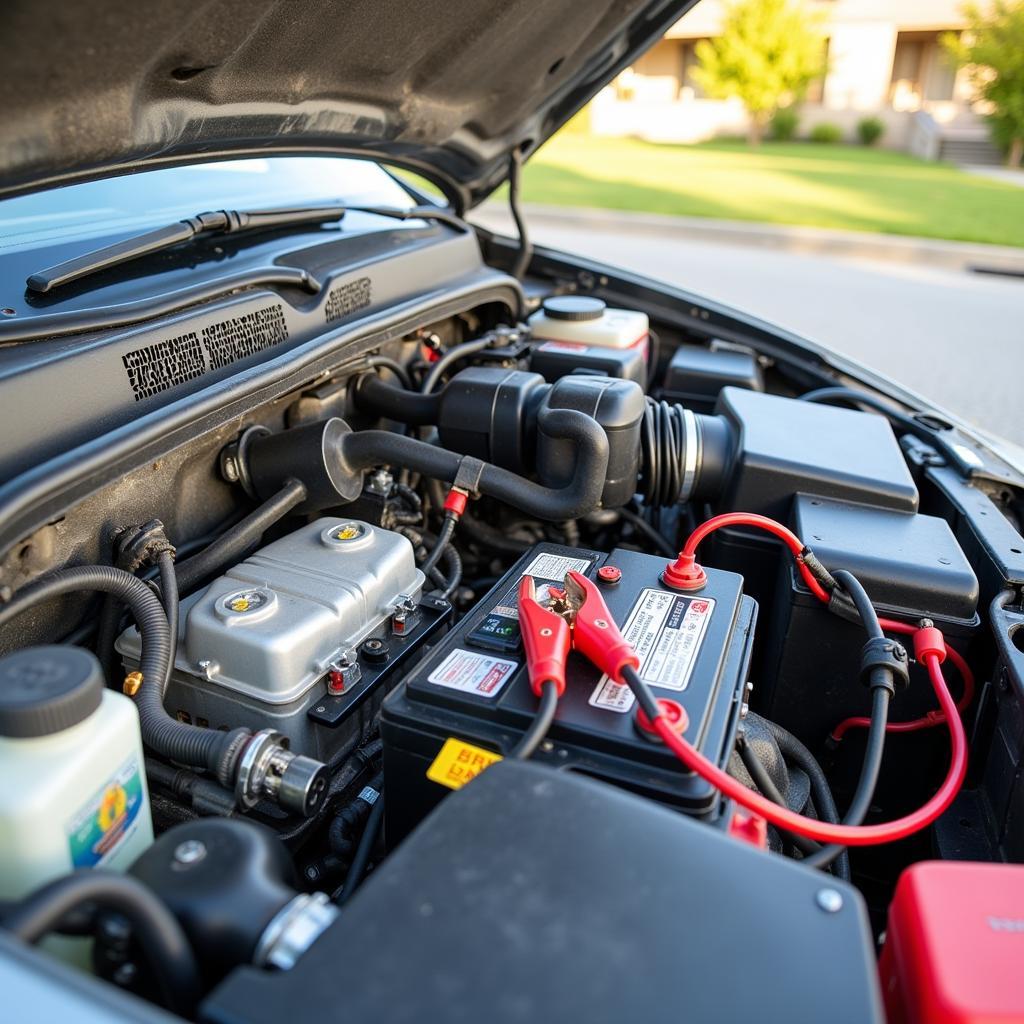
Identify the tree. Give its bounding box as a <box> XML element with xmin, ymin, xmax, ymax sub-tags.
<box><xmin>944</xmin><ymin>2</ymin><xmax>1024</xmax><ymax>168</ymax></box>
<box><xmin>693</xmin><ymin>0</ymin><xmax>827</xmax><ymax>146</ymax></box>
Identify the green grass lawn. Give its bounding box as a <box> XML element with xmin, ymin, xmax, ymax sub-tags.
<box><xmin>514</xmin><ymin>134</ymin><xmax>1024</xmax><ymax>248</ymax></box>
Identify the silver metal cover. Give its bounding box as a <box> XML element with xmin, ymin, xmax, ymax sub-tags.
<box><xmin>140</xmin><ymin>519</ymin><xmax>422</xmax><ymax>705</ymax></box>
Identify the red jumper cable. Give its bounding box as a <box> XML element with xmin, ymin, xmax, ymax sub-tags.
<box><xmin>637</xmin><ymin>512</ymin><xmax>969</xmax><ymax>846</ymax></box>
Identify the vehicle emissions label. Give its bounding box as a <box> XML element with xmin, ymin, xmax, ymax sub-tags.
<box><xmin>427</xmin><ymin>648</ymin><xmax>518</xmax><ymax>699</ymax></box>
<box><xmin>589</xmin><ymin>589</ymin><xmax>715</xmax><ymax>713</ymax></box>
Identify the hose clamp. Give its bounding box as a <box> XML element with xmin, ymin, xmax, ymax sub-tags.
<box><xmin>678</xmin><ymin>407</ymin><xmax>700</xmax><ymax>503</ymax></box>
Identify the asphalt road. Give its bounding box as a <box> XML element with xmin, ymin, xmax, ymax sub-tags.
<box><xmin>482</xmin><ymin>214</ymin><xmax>1024</xmax><ymax>446</ymax></box>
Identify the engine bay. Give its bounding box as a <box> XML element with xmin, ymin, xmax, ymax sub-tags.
<box><xmin>2</xmin><ymin>243</ymin><xmax>1024</xmax><ymax>1023</ymax></box>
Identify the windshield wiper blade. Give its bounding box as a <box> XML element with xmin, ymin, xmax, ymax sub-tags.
<box><xmin>25</xmin><ymin>203</ymin><xmax>470</xmax><ymax>296</ymax></box>
<box><xmin>26</xmin><ymin>204</ymin><xmax>349</xmax><ymax>294</ymax></box>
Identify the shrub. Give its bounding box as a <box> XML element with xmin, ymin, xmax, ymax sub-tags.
<box><xmin>856</xmin><ymin>116</ymin><xmax>885</xmax><ymax>146</ymax></box>
<box><xmin>769</xmin><ymin>107</ymin><xmax>800</xmax><ymax>141</ymax></box>
<box><xmin>809</xmin><ymin>121</ymin><xmax>843</xmax><ymax>143</ymax></box>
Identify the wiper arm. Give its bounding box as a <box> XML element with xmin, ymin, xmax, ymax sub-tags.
<box><xmin>27</xmin><ymin>202</ymin><xmax>469</xmax><ymax>295</ymax></box>
<box><xmin>26</xmin><ymin>205</ymin><xmax>351</xmax><ymax>294</ymax></box>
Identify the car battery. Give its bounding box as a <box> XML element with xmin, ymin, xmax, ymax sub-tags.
<box><xmin>381</xmin><ymin>542</ymin><xmax>757</xmax><ymax>842</ymax></box>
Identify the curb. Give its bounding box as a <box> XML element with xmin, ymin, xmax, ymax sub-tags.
<box><xmin>471</xmin><ymin>203</ymin><xmax>1024</xmax><ymax>275</ymax></box>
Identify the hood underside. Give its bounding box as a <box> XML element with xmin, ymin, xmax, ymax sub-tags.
<box><xmin>0</xmin><ymin>0</ymin><xmax>696</xmax><ymax>210</ymax></box>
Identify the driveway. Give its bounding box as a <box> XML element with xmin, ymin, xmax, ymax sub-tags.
<box><xmin>476</xmin><ymin>208</ymin><xmax>1024</xmax><ymax>445</ymax></box>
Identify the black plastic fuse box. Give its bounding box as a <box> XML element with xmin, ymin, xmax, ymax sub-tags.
<box><xmin>381</xmin><ymin>542</ymin><xmax>757</xmax><ymax>842</ymax></box>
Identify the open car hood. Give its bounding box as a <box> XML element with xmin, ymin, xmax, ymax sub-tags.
<box><xmin>0</xmin><ymin>0</ymin><xmax>695</xmax><ymax>211</ymax></box>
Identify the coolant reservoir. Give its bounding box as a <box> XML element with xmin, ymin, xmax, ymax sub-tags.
<box><xmin>528</xmin><ymin>296</ymin><xmax>649</xmax><ymax>359</ymax></box>
<box><xmin>0</xmin><ymin>646</ymin><xmax>153</xmax><ymax>902</ymax></box>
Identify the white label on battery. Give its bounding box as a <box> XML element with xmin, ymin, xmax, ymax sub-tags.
<box><xmin>358</xmin><ymin>786</ymin><xmax>380</xmax><ymax>805</ymax></box>
<box><xmin>491</xmin><ymin>552</ymin><xmax>592</xmax><ymax>619</ymax></box>
<box><xmin>589</xmin><ymin>589</ymin><xmax>716</xmax><ymax>713</ymax></box>
<box><xmin>427</xmin><ymin>648</ymin><xmax>519</xmax><ymax>699</ymax></box>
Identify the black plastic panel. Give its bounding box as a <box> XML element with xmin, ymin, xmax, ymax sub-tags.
<box><xmin>202</xmin><ymin>760</ymin><xmax>883</xmax><ymax>1024</ymax></box>
<box><xmin>715</xmin><ymin>387</ymin><xmax>919</xmax><ymax>520</ymax></box>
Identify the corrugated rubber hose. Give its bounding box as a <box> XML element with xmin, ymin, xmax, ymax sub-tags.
<box><xmin>0</xmin><ymin>565</ymin><xmax>243</xmax><ymax>776</ymax></box>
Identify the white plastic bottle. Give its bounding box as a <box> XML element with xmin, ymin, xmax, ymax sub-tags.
<box><xmin>528</xmin><ymin>296</ymin><xmax>650</xmax><ymax>361</ymax></box>
<box><xmin>0</xmin><ymin>646</ymin><xmax>153</xmax><ymax>961</ymax></box>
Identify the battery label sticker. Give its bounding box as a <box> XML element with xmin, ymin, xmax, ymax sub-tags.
<box><xmin>427</xmin><ymin>737</ymin><xmax>503</xmax><ymax>791</ymax></box>
<box><xmin>589</xmin><ymin>589</ymin><xmax>716</xmax><ymax>713</ymax></box>
<box><xmin>427</xmin><ymin>648</ymin><xmax>519</xmax><ymax>698</ymax></box>
<box><xmin>66</xmin><ymin>756</ymin><xmax>146</xmax><ymax>868</ymax></box>
<box><xmin>491</xmin><ymin>552</ymin><xmax>593</xmax><ymax>619</ymax></box>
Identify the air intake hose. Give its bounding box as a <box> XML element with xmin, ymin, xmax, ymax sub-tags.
<box><xmin>638</xmin><ymin>398</ymin><xmax>733</xmax><ymax>506</ymax></box>
<box><xmin>240</xmin><ymin>410</ymin><xmax>610</xmax><ymax>521</ymax></box>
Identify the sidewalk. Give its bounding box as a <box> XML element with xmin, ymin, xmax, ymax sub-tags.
<box><xmin>962</xmin><ymin>164</ymin><xmax>1024</xmax><ymax>189</ymax></box>
<box><xmin>472</xmin><ymin>202</ymin><xmax>1024</xmax><ymax>275</ymax></box>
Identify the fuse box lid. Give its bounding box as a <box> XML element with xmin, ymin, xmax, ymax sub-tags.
<box><xmin>715</xmin><ymin>388</ymin><xmax>919</xmax><ymax>520</ymax></box>
<box><xmin>792</xmin><ymin>495</ymin><xmax>979</xmax><ymax>621</ymax></box>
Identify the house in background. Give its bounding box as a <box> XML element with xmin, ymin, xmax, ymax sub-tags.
<box><xmin>592</xmin><ymin>0</ymin><xmax>1000</xmax><ymax>163</ymax></box>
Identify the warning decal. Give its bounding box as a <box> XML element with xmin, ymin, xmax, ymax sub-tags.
<box><xmin>491</xmin><ymin>552</ymin><xmax>593</xmax><ymax>620</ymax></box>
<box><xmin>589</xmin><ymin>589</ymin><xmax>716</xmax><ymax>713</ymax></box>
<box><xmin>427</xmin><ymin>648</ymin><xmax>518</xmax><ymax>699</ymax></box>
<box><xmin>427</xmin><ymin>737</ymin><xmax>503</xmax><ymax>791</ymax></box>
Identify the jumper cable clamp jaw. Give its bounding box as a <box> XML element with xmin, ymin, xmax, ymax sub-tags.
<box><xmin>517</xmin><ymin>570</ymin><xmax>639</xmax><ymax>697</ymax></box>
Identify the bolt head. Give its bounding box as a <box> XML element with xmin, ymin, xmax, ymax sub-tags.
<box><xmin>815</xmin><ymin>887</ymin><xmax>844</xmax><ymax>913</ymax></box>
<box><xmin>173</xmin><ymin>839</ymin><xmax>207</xmax><ymax>866</ymax></box>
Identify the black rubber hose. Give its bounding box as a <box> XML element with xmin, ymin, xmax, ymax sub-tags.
<box><xmin>336</xmin><ymin>408</ymin><xmax>609</xmax><ymax>521</ymax></box>
<box><xmin>175</xmin><ymin>479</ymin><xmax>306</xmax><ymax>595</ymax></box>
<box><xmin>802</xmin><ymin>568</ymin><xmax>890</xmax><ymax>870</ymax></box>
<box><xmin>354</xmin><ymin>373</ymin><xmax>442</xmax><ymax>425</ymax></box>
<box><xmin>3</xmin><ymin>871</ymin><xmax>201</xmax><ymax>1015</ymax></box>
<box><xmin>420</xmin><ymin>337</ymin><xmax>496</xmax><ymax>396</ymax></box>
<box><xmin>438</xmin><ymin>543</ymin><xmax>463</xmax><ymax>599</ymax></box>
<box><xmin>364</xmin><ymin>355</ymin><xmax>412</xmax><ymax>390</ymax></box>
<box><xmin>156</xmin><ymin>551</ymin><xmax>179</xmax><ymax>685</ymax></box>
<box><xmin>736</xmin><ymin>736</ymin><xmax>819</xmax><ymax>857</ymax></box>
<box><xmin>0</xmin><ymin>566</ymin><xmax>234</xmax><ymax>774</ymax></box>
<box><xmin>834</xmin><ymin>567</ymin><xmax>884</xmax><ymax>641</ymax></box>
<box><xmin>421</xmin><ymin>515</ymin><xmax>456</xmax><ymax>578</ymax></box>
<box><xmin>338</xmin><ymin>792</ymin><xmax>385</xmax><ymax>906</ymax></box>
<box><xmin>511</xmin><ymin>679</ymin><xmax>559</xmax><ymax>759</ymax></box>
<box><xmin>804</xmin><ymin>687</ymin><xmax>890</xmax><ymax>871</ymax></box>
<box><xmin>328</xmin><ymin>771</ymin><xmax>384</xmax><ymax>859</ymax></box>
<box><xmin>95</xmin><ymin>594</ymin><xmax>124</xmax><ymax>685</ymax></box>
<box><xmin>508</xmin><ymin>147</ymin><xmax>532</xmax><ymax>281</ymax></box>
<box><xmin>762</xmin><ymin>719</ymin><xmax>850</xmax><ymax>881</ymax></box>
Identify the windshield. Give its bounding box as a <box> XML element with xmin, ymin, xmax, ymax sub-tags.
<box><xmin>0</xmin><ymin>157</ymin><xmax>417</xmax><ymax>256</ymax></box>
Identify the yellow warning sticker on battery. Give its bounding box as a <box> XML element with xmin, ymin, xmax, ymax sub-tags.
<box><xmin>426</xmin><ymin>737</ymin><xmax>503</xmax><ymax>791</ymax></box>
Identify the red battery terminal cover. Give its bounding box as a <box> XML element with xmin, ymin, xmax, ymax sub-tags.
<box><xmin>879</xmin><ymin>860</ymin><xmax>1024</xmax><ymax>1024</ymax></box>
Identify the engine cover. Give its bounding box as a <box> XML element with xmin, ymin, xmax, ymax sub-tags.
<box><xmin>118</xmin><ymin>518</ymin><xmax>444</xmax><ymax>761</ymax></box>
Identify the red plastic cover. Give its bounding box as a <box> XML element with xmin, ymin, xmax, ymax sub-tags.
<box><xmin>880</xmin><ymin>860</ymin><xmax>1024</xmax><ymax>1023</ymax></box>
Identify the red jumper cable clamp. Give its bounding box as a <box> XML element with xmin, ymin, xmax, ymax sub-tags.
<box><xmin>518</xmin><ymin>570</ymin><xmax>640</xmax><ymax>698</ymax></box>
